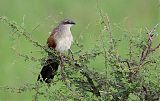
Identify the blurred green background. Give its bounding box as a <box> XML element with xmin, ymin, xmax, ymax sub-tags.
<box><xmin>0</xmin><ymin>0</ymin><xmax>159</xmax><ymax>100</ymax></box>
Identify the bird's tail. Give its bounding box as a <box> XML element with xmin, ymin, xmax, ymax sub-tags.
<box><xmin>37</xmin><ymin>53</ymin><xmax>59</xmax><ymax>83</ymax></box>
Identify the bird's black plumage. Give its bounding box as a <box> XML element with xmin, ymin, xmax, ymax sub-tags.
<box><xmin>37</xmin><ymin>57</ymin><xmax>59</xmax><ymax>83</ymax></box>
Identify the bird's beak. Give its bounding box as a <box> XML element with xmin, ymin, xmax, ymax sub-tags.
<box><xmin>70</xmin><ymin>21</ymin><xmax>76</xmax><ymax>25</ymax></box>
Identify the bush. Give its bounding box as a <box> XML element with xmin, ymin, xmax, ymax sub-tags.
<box><xmin>1</xmin><ymin>15</ymin><xmax>160</xmax><ymax>101</ymax></box>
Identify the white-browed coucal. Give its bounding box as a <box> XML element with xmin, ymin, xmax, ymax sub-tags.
<box><xmin>37</xmin><ymin>19</ymin><xmax>75</xmax><ymax>83</ymax></box>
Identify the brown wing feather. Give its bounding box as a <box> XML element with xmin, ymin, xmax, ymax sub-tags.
<box><xmin>47</xmin><ymin>27</ymin><xmax>59</xmax><ymax>49</ymax></box>
<box><xmin>47</xmin><ymin>35</ymin><xmax>56</xmax><ymax>48</ymax></box>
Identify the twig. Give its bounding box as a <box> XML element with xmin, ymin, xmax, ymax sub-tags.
<box><xmin>80</xmin><ymin>71</ymin><xmax>101</xmax><ymax>97</ymax></box>
<box><xmin>59</xmin><ymin>54</ymin><xmax>78</xmax><ymax>97</ymax></box>
<box><xmin>119</xmin><ymin>59</ymin><xmax>131</xmax><ymax>69</ymax></box>
<box><xmin>139</xmin><ymin>24</ymin><xmax>160</xmax><ymax>65</ymax></box>
<box><xmin>31</xmin><ymin>24</ymin><xmax>41</xmax><ymax>33</ymax></box>
<box><xmin>150</xmin><ymin>44</ymin><xmax>160</xmax><ymax>52</ymax></box>
<box><xmin>32</xmin><ymin>83</ymin><xmax>39</xmax><ymax>101</ymax></box>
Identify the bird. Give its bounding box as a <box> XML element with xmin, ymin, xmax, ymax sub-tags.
<box><xmin>37</xmin><ymin>19</ymin><xmax>76</xmax><ymax>83</ymax></box>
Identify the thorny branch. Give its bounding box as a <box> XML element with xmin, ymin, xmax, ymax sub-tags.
<box><xmin>80</xmin><ymin>71</ymin><xmax>101</xmax><ymax>97</ymax></box>
<box><xmin>59</xmin><ymin>55</ymin><xmax>77</xmax><ymax>95</ymax></box>
<box><xmin>139</xmin><ymin>24</ymin><xmax>160</xmax><ymax>65</ymax></box>
<box><xmin>0</xmin><ymin>16</ymin><xmax>55</xmax><ymax>56</ymax></box>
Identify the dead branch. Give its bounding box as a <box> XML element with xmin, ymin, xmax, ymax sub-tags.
<box><xmin>139</xmin><ymin>24</ymin><xmax>160</xmax><ymax>65</ymax></box>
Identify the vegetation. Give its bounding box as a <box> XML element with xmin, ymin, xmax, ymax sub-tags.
<box><xmin>1</xmin><ymin>12</ymin><xmax>160</xmax><ymax>100</ymax></box>
<box><xmin>0</xmin><ymin>0</ymin><xmax>160</xmax><ymax>101</ymax></box>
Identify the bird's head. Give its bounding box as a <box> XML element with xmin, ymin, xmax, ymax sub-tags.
<box><xmin>60</xmin><ymin>19</ymin><xmax>76</xmax><ymax>28</ymax></box>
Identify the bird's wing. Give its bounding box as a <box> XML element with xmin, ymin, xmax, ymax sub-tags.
<box><xmin>47</xmin><ymin>27</ymin><xmax>59</xmax><ymax>48</ymax></box>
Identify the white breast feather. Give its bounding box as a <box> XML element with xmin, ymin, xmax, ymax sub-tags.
<box><xmin>55</xmin><ymin>26</ymin><xmax>73</xmax><ymax>52</ymax></box>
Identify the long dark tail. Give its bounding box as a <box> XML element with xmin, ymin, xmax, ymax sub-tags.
<box><xmin>37</xmin><ymin>55</ymin><xmax>59</xmax><ymax>83</ymax></box>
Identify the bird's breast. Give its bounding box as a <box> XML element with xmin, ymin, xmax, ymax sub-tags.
<box><xmin>55</xmin><ymin>31</ymin><xmax>73</xmax><ymax>52</ymax></box>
